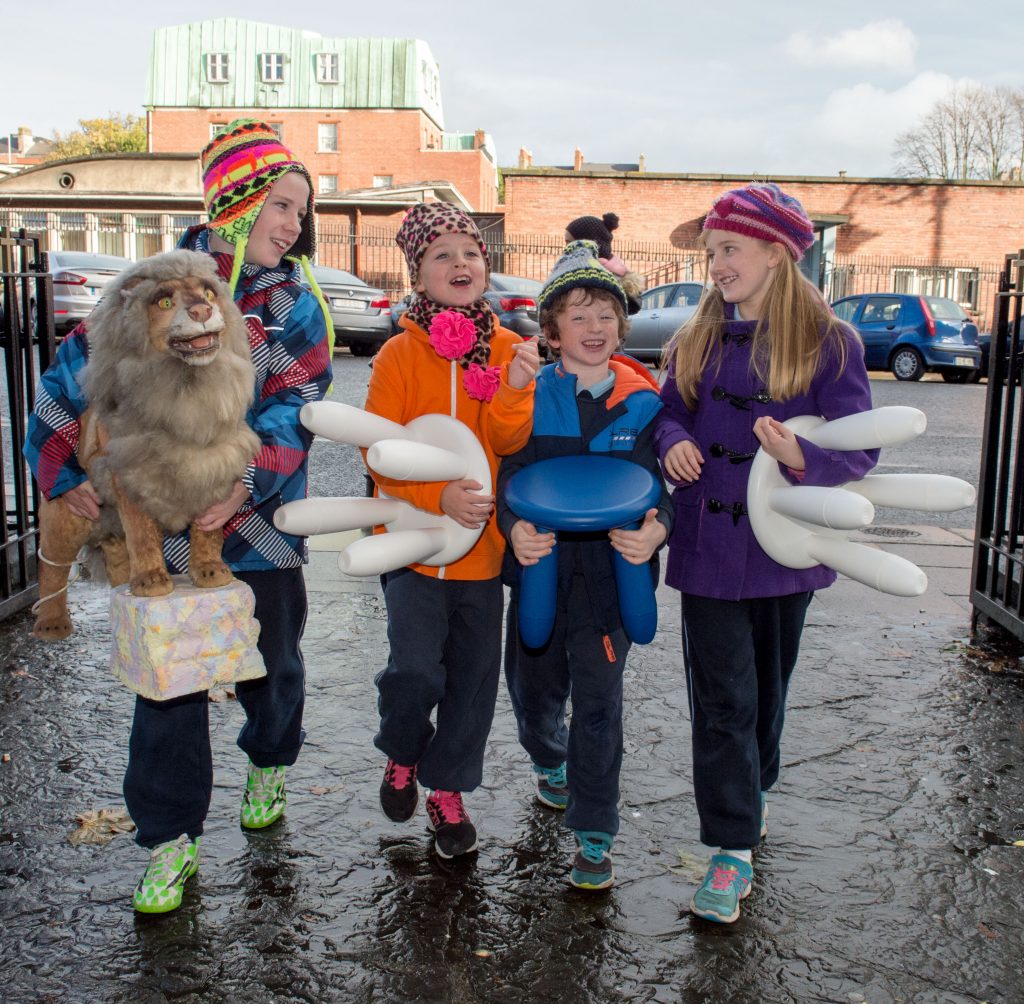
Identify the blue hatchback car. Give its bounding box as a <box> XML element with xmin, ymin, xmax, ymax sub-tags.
<box><xmin>831</xmin><ymin>293</ymin><xmax>981</xmax><ymax>382</ymax></box>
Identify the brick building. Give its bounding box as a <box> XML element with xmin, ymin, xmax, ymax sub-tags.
<box><xmin>145</xmin><ymin>19</ymin><xmax>498</xmax><ymax>211</ymax></box>
<box><xmin>500</xmin><ymin>167</ymin><xmax>1024</xmax><ymax>329</ymax></box>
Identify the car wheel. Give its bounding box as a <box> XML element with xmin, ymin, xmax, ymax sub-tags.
<box><xmin>941</xmin><ymin>370</ymin><xmax>971</xmax><ymax>383</ymax></box>
<box><xmin>967</xmin><ymin>369</ymin><xmax>983</xmax><ymax>384</ymax></box>
<box><xmin>891</xmin><ymin>347</ymin><xmax>925</xmax><ymax>381</ymax></box>
<box><xmin>349</xmin><ymin>342</ymin><xmax>375</xmax><ymax>357</ymax></box>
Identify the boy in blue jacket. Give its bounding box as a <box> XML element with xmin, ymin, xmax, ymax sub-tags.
<box><xmin>24</xmin><ymin>119</ymin><xmax>332</xmax><ymax>913</ymax></box>
<box><xmin>497</xmin><ymin>241</ymin><xmax>672</xmax><ymax>890</ymax></box>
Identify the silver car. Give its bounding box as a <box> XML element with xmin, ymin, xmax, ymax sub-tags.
<box><xmin>42</xmin><ymin>250</ymin><xmax>132</xmax><ymax>336</ymax></box>
<box><xmin>624</xmin><ymin>281</ymin><xmax>705</xmax><ymax>363</ymax></box>
<box><xmin>304</xmin><ymin>265</ymin><xmax>392</xmax><ymax>356</ymax></box>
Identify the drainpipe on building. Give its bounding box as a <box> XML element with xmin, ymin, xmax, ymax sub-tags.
<box><xmin>352</xmin><ymin>208</ymin><xmax>362</xmax><ymax>278</ymax></box>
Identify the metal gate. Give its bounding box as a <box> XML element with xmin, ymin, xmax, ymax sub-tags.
<box><xmin>971</xmin><ymin>248</ymin><xmax>1024</xmax><ymax>637</ymax></box>
<box><xmin>0</xmin><ymin>228</ymin><xmax>56</xmax><ymax>618</ymax></box>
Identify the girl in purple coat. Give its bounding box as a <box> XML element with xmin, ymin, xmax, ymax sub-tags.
<box><xmin>656</xmin><ymin>183</ymin><xmax>876</xmax><ymax>924</ymax></box>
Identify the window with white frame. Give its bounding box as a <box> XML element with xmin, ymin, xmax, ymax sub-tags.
<box><xmin>372</xmin><ymin>175</ymin><xmax>393</xmax><ymax>189</ymax></box>
<box><xmin>318</xmin><ymin>175</ymin><xmax>338</xmax><ymax>195</ymax></box>
<box><xmin>260</xmin><ymin>53</ymin><xmax>285</xmax><ymax>83</ymax></box>
<box><xmin>889</xmin><ymin>266</ymin><xmax>981</xmax><ymax>310</ymax></box>
<box><xmin>209</xmin><ymin>123</ymin><xmax>228</xmax><ymax>140</ymax></box>
<box><xmin>316</xmin><ymin>52</ymin><xmax>339</xmax><ymax>83</ymax></box>
<box><xmin>205</xmin><ymin>53</ymin><xmax>230</xmax><ymax>83</ymax></box>
<box><xmin>318</xmin><ymin>123</ymin><xmax>338</xmax><ymax>152</ymax></box>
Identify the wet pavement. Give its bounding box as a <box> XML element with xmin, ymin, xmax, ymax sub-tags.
<box><xmin>2</xmin><ymin>364</ymin><xmax>1023</xmax><ymax>1003</ymax></box>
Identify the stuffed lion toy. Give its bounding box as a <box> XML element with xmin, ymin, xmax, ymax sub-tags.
<box><xmin>32</xmin><ymin>250</ymin><xmax>260</xmax><ymax>640</ymax></box>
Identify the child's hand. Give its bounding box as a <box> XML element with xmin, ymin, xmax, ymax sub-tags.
<box><xmin>508</xmin><ymin>336</ymin><xmax>541</xmax><ymax>389</ymax></box>
<box><xmin>440</xmin><ymin>479</ymin><xmax>494</xmax><ymax>529</ymax></box>
<box><xmin>61</xmin><ymin>481</ymin><xmax>102</xmax><ymax>521</ymax></box>
<box><xmin>664</xmin><ymin>440</ymin><xmax>704</xmax><ymax>483</ymax></box>
<box><xmin>194</xmin><ymin>480</ymin><xmax>250</xmax><ymax>531</ymax></box>
<box><xmin>510</xmin><ymin>519</ymin><xmax>555</xmax><ymax>565</ymax></box>
<box><xmin>753</xmin><ymin>416</ymin><xmax>805</xmax><ymax>471</ymax></box>
<box><xmin>609</xmin><ymin>508</ymin><xmax>667</xmax><ymax>565</ymax></box>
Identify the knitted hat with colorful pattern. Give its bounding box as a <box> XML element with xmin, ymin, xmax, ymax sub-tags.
<box><xmin>565</xmin><ymin>212</ymin><xmax>619</xmax><ymax>259</ymax></box>
<box><xmin>538</xmin><ymin>240</ymin><xmax>628</xmax><ymax>314</ymax></box>
<box><xmin>395</xmin><ymin>202</ymin><xmax>490</xmax><ymax>286</ymax></box>
<box><xmin>201</xmin><ymin>119</ymin><xmax>316</xmax><ymax>288</ymax></box>
<box><xmin>702</xmin><ymin>182</ymin><xmax>815</xmax><ymax>261</ymax></box>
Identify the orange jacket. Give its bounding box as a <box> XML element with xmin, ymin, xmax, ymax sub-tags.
<box><xmin>363</xmin><ymin>313</ymin><xmax>534</xmax><ymax>580</ymax></box>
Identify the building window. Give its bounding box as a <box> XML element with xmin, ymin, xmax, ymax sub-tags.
<box><xmin>97</xmin><ymin>213</ymin><xmax>125</xmax><ymax>257</ymax></box>
<box><xmin>260</xmin><ymin>53</ymin><xmax>285</xmax><ymax>83</ymax></box>
<box><xmin>318</xmin><ymin>123</ymin><xmax>338</xmax><ymax>152</ymax></box>
<box><xmin>57</xmin><ymin>212</ymin><xmax>87</xmax><ymax>252</ymax></box>
<box><xmin>134</xmin><ymin>215</ymin><xmax>163</xmax><ymax>260</ymax></box>
<box><xmin>316</xmin><ymin>52</ymin><xmax>339</xmax><ymax>83</ymax></box>
<box><xmin>209</xmin><ymin>123</ymin><xmax>228</xmax><ymax>140</ymax></box>
<box><xmin>372</xmin><ymin>175</ymin><xmax>393</xmax><ymax>189</ymax></box>
<box><xmin>205</xmin><ymin>53</ymin><xmax>230</xmax><ymax>83</ymax></box>
<box><xmin>319</xmin><ymin>175</ymin><xmax>338</xmax><ymax>195</ymax></box>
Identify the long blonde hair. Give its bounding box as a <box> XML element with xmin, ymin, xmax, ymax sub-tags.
<box><xmin>665</xmin><ymin>242</ymin><xmax>849</xmax><ymax>410</ymax></box>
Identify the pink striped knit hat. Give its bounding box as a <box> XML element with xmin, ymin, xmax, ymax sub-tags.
<box><xmin>702</xmin><ymin>183</ymin><xmax>815</xmax><ymax>261</ymax></box>
<box><xmin>201</xmin><ymin>119</ymin><xmax>315</xmax><ymax>288</ymax></box>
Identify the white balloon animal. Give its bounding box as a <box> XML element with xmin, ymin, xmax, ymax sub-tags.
<box><xmin>273</xmin><ymin>401</ymin><xmax>489</xmax><ymax>576</ymax></box>
<box><xmin>747</xmin><ymin>406</ymin><xmax>976</xmax><ymax>597</ymax></box>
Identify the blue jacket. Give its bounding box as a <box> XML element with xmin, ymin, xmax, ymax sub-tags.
<box><xmin>497</xmin><ymin>355</ymin><xmax>673</xmax><ymax>634</ymax></box>
<box><xmin>655</xmin><ymin>306</ymin><xmax>876</xmax><ymax>599</ymax></box>
<box><xmin>23</xmin><ymin>227</ymin><xmax>332</xmax><ymax>572</ymax></box>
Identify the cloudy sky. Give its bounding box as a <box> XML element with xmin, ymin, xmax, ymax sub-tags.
<box><xmin>5</xmin><ymin>1</ymin><xmax>1023</xmax><ymax>178</ymax></box>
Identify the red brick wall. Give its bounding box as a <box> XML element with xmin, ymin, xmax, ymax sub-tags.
<box><xmin>149</xmin><ymin>108</ymin><xmax>495</xmax><ymax>210</ymax></box>
<box><xmin>501</xmin><ymin>172</ymin><xmax>1024</xmax><ymax>263</ymax></box>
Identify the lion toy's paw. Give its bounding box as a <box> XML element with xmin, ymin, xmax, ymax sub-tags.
<box><xmin>189</xmin><ymin>561</ymin><xmax>234</xmax><ymax>589</ymax></box>
<box><xmin>32</xmin><ymin>614</ymin><xmax>74</xmax><ymax>641</ymax></box>
<box><xmin>130</xmin><ymin>568</ymin><xmax>175</xmax><ymax>598</ymax></box>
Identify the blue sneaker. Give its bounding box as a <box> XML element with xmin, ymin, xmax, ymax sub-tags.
<box><xmin>533</xmin><ymin>762</ymin><xmax>568</xmax><ymax>810</ymax></box>
<box><xmin>690</xmin><ymin>853</ymin><xmax>753</xmax><ymax>923</ymax></box>
<box><xmin>570</xmin><ymin>830</ymin><xmax>615</xmax><ymax>890</ymax></box>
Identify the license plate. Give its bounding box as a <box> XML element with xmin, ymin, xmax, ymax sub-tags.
<box><xmin>86</xmin><ymin>286</ymin><xmax>99</xmax><ymax>295</ymax></box>
<box><xmin>955</xmin><ymin>356</ymin><xmax>974</xmax><ymax>367</ymax></box>
<box><xmin>332</xmin><ymin>298</ymin><xmax>367</xmax><ymax>311</ymax></box>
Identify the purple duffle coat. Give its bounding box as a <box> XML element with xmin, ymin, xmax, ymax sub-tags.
<box><xmin>655</xmin><ymin>309</ymin><xmax>877</xmax><ymax>600</ymax></box>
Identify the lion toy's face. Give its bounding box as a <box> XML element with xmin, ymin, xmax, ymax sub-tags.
<box><xmin>147</xmin><ymin>274</ymin><xmax>229</xmax><ymax>366</ymax></box>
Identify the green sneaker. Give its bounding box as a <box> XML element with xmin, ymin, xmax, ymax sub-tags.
<box><xmin>240</xmin><ymin>762</ymin><xmax>287</xmax><ymax>830</ymax></box>
<box><xmin>690</xmin><ymin>853</ymin><xmax>753</xmax><ymax>924</ymax></box>
<box><xmin>132</xmin><ymin>834</ymin><xmax>199</xmax><ymax>914</ymax></box>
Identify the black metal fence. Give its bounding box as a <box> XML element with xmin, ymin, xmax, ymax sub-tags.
<box><xmin>971</xmin><ymin>248</ymin><xmax>1024</xmax><ymax>637</ymax></box>
<box><xmin>0</xmin><ymin>228</ymin><xmax>55</xmax><ymax>618</ymax></box>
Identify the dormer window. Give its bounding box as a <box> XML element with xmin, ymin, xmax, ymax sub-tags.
<box><xmin>205</xmin><ymin>53</ymin><xmax>230</xmax><ymax>83</ymax></box>
<box><xmin>316</xmin><ymin>52</ymin><xmax>339</xmax><ymax>84</ymax></box>
<box><xmin>260</xmin><ymin>53</ymin><xmax>285</xmax><ymax>83</ymax></box>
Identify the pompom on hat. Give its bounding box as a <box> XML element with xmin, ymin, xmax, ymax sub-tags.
<box><xmin>538</xmin><ymin>240</ymin><xmax>629</xmax><ymax>314</ymax></box>
<box><xmin>200</xmin><ymin>119</ymin><xmax>316</xmax><ymax>289</ymax></box>
<box><xmin>702</xmin><ymin>183</ymin><xmax>815</xmax><ymax>262</ymax></box>
<box><xmin>395</xmin><ymin>202</ymin><xmax>490</xmax><ymax>286</ymax></box>
<box><xmin>565</xmin><ymin>212</ymin><xmax>619</xmax><ymax>260</ymax></box>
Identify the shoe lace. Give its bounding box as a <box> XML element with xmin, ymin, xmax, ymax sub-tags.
<box><xmin>385</xmin><ymin>759</ymin><xmax>416</xmax><ymax>789</ymax></box>
<box><xmin>430</xmin><ymin>790</ymin><xmax>467</xmax><ymax>824</ymax></box>
<box><xmin>577</xmin><ymin>832</ymin><xmax>611</xmax><ymax>864</ymax></box>
<box><xmin>710</xmin><ymin>864</ymin><xmax>743</xmax><ymax>891</ymax></box>
<box><xmin>148</xmin><ymin>835</ymin><xmax>191</xmax><ymax>878</ymax></box>
<box><xmin>539</xmin><ymin>763</ymin><xmax>567</xmax><ymax>787</ymax></box>
<box><xmin>248</xmin><ymin>765</ymin><xmax>285</xmax><ymax>798</ymax></box>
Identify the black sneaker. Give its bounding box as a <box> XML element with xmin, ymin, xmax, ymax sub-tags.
<box><xmin>425</xmin><ymin>790</ymin><xmax>478</xmax><ymax>858</ymax></box>
<box><xmin>380</xmin><ymin>759</ymin><xmax>418</xmax><ymax>822</ymax></box>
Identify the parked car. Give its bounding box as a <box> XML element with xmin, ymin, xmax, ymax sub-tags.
<box><xmin>389</xmin><ymin>272</ymin><xmax>542</xmax><ymax>341</ymax></box>
<box><xmin>623</xmin><ymin>281</ymin><xmax>704</xmax><ymax>362</ymax></box>
<box><xmin>303</xmin><ymin>265</ymin><xmax>392</xmax><ymax>356</ymax></box>
<box><xmin>974</xmin><ymin>318</ymin><xmax>1024</xmax><ymax>382</ymax></box>
<box><xmin>831</xmin><ymin>293</ymin><xmax>981</xmax><ymax>382</ymax></box>
<box><xmin>31</xmin><ymin>250</ymin><xmax>132</xmax><ymax>337</ymax></box>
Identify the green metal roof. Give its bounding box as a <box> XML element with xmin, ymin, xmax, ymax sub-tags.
<box><xmin>145</xmin><ymin>19</ymin><xmax>444</xmax><ymax>127</ymax></box>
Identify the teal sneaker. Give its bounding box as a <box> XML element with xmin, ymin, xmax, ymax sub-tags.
<box><xmin>240</xmin><ymin>762</ymin><xmax>287</xmax><ymax>830</ymax></box>
<box><xmin>533</xmin><ymin>762</ymin><xmax>568</xmax><ymax>810</ymax></box>
<box><xmin>132</xmin><ymin>834</ymin><xmax>199</xmax><ymax>914</ymax></box>
<box><xmin>570</xmin><ymin>831</ymin><xmax>615</xmax><ymax>890</ymax></box>
<box><xmin>690</xmin><ymin>853</ymin><xmax>753</xmax><ymax>924</ymax></box>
